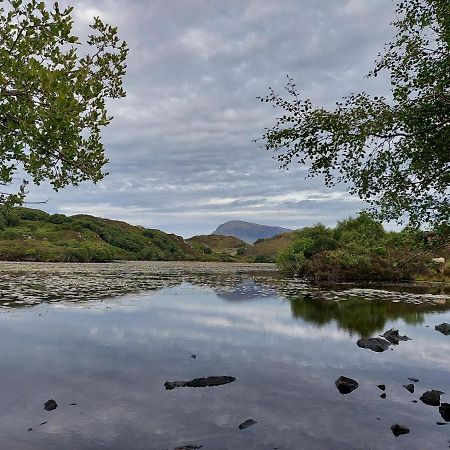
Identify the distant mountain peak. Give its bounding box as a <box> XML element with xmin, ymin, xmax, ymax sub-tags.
<box><xmin>212</xmin><ymin>220</ymin><xmax>292</xmax><ymax>244</ymax></box>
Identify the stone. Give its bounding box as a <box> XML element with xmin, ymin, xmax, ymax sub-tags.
<box><xmin>190</xmin><ymin>354</ymin><xmax>197</xmax><ymax>359</ymax></box>
<box><xmin>377</xmin><ymin>384</ymin><xmax>386</xmax><ymax>391</ymax></box>
<box><xmin>357</xmin><ymin>337</ymin><xmax>390</xmax><ymax>352</ymax></box>
<box><xmin>335</xmin><ymin>376</ymin><xmax>358</xmax><ymax>394</ymax></box>
<box><xmin>408</xmin><ymin>378</ymin><xmax>419</xmax><ymax>383</ymax></box>
<box><xmin>383</xmin><ymin>329</ymin><xmax>411</xmax><ymax>345</ymax></box>
<box><xmin>403</xmin><ymin>384</ymin><xmax>414</xmax><ymax>393</ymax></box>
<box><xmin>238</xmin><ymin>419</ymin><xmax>258</xmax><ymax>430</ymax></box>
<box><xmin>391</xmin><ymin>424</ymin><xmax>410</xmax><ymax>436</ymax></box>
<box><xmin>380</xmin><ymin>393</ymin><xmax>386</xmax><ymax>399</ymax></box>
<box><xmin>44</xmin><ymin>399</ymin><xmax>57</xmax><ymax>411</ymax></box>
<box><xmin>420</xmin><ymin>390</ymin><xmax>444</xmax><ymax>406</ymax></box>
<box><xmin>174</xmin><ymin>446</ymin><xmax>203</xmax><ymax>450</ymax></box>
<box><xmin>439</xmin><ymin>403</ymin><xmax>450</xmax><ymax>422</ymax></box>
<box><xmin>165</xmin><ymin>376</ymin><xmax>236</xmax><ymax>390</ymax></box>
<box><xmin>435</xmin><ymin>323</ymin><xmax>450</xmax><ymax>335</ymax></box>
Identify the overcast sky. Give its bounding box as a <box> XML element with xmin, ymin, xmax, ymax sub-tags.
<box><xmin>29</xmin><ymin>0</ymin><xmax>396</xmax><ymax>237</ymax></box>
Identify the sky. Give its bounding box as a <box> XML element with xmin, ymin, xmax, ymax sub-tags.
<box><xmin>28</xmin><ymin>0</ymin><xmax>396</xmax><ymax>237</ymax></box>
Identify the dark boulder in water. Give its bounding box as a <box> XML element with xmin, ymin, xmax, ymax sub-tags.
<box><xmin>238</xmin><ymin>418</ymin><xmax>258</xmax><ymax>430</ymax></box>
<box><xmin>435</xmin><ymin>323</ymin><xmax>450</xmax><ymax>335</ymax></box>
<box><xmin>335</xmin><ymin>376</ymin><xmax>358</xmax><ymax>394</ymax></box>
<box><xmin>165</xmin><ymin>376</ymin><xmax>236</xmax><ymax>390</ymax></box>
<box><xmin>408</xmin><ymin>378</ymin><xmax>419</xmax><ymax>383</ymax></box>
<box><xmin>403</xmin><ymin>384</ymin><xmax>415</xmax><ymax>393</ymax></box>
<box><xmin>357</xmin><ymin>337</ymin><xmax>390</xmax><ymax>352</ymax></box>
<box><xmin>377</xmin><ymin>384</ymin><xmax>386</xmax><ymax>391</ymax></box>
<box><xmin>383</xmin><ymin>329</ymin><xmax>411</xmax><ymax>345</ymax></box>
<box><xmin>391</xmin><ymin>424</ymin><xmax>410</xmax><ymax>436</ymax></box>
<box><xmin>439</xmin><ymin>403</ymin><xmax>450</xmax><ymax>422</ymax></box>
<box><xmin>174</xmin><ymin>446</ymin><xmax>203</xmax><ymax>450</ymax></box>
<box><xmin>420</xmin><ymin>390</ymin><xmax>444</xmax><ymax>406</ymax></box>
<box><xmin>44</xmin><ymin>399</ymin><xmax>57</xmax><ymax>411</ymax></box>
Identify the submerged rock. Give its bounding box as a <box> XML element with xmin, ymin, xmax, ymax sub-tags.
<box><xmin>435</xmin><ymin>323</ymin><xmax>450</xmax><ymax>335</ymax></box>
<box><xmin>383</xmin><ymin>329</ymin><xmax>411</xmax><ymax>345</ymax></box>
<box><xmin>408</xmin><ymin>378</ymin><xmax>419</xmax><ymax>383</ymax></box>
<box><xmin>380</xmin><ymin>393</ymin><xmax>386</xmax><ymax>399</ymax></box>
<box><xmin>357</xmin><ymin>337</ymin><xmax>390</xmax><ymax>352</ymax></box>
<box><xmin>391</xmin><ymin>424</ymin><xmax>410</xmax><ymax>436</ymax></box>
<box><xmin>175</xmin><ymin>445</ymin><xmax>203</xmax><ymax>450</ymax></box>
<box><xmin>403</xmin><ymin>384</ymin><xmax>415</xmax><ymax>393</ymax></box>
<box><xmin>335</xmin><ymin>376</ymin><xmax>358</xmax><ymax>394</ymax></box>
<box><xmin>439</xmin><ymin>403</ymin><xmax>450</xmax><ymax>422</ymax></box>
<box><xmin>238</xmin><ymin>418</ymin><xmax>258</xmax><ymax>430</ymax></box>
<box><xmin>420</xmin><ymin>390</ymin><xmax>444</xmax><ymax>406</ymax></box>
<box><xmin>164</xmin><ymin>376</ymin><xmax>236</xmax><ymax>390</ymax></box>
<box><xmin>44</xmin><ymin>399</ymin><xmax>57</xmax><ymax>411</ymax></box>
<box><xmin>377</xmin><ymin>384</ymin><xmax>386</xmax><ymax>391</ymax></box>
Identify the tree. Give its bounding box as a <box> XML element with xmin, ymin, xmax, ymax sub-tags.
<box><xmin>0</xmin><ymin>0</ymin><xmax>128</xmax><ymax>203</ymax></box>
<box><xmin>259</xmin><ymin>0</ymin><xmax>449</xmax><ymax>227</ymax></box>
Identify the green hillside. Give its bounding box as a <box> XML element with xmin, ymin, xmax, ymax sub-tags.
<box><xmin>187</xmin><ymin>235</ymin><xmax>248</xmax><ymax>256</ymax></box>
<box><xmin>0</xmin><ymin>207</ymin><xmax>200</xmax><ymax>262</ymax></box>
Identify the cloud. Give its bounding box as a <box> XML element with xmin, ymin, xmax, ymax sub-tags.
<box><xmin>28</xmin><ymin>0</ymin><xmax>395</xmax><ymax>236</ymax></box>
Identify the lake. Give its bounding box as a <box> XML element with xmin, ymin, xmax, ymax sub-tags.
<box><xmin>0</xmin><ymin>261</ymin><xmax>449</xmax><ymax>450</ymax></box>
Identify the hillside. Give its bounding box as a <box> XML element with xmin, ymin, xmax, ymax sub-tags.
<box><xmin>246</xmin><ymin>232</ymin><xmax>298</xmax><ymax>259</ymax></box>
<box><xmin>187</xmin><ymin>234</ymin><xmax>248</xmax><ymax>256</ymax></box>
<box><xmin>212</xmin><ymin>220</ymin><xmax>292</xmax><ymax>243</ymax></box>
<box><xmin>0</xmin><ymin>207</ymin><xmax>200</xmax><ymax>262</ymax></box>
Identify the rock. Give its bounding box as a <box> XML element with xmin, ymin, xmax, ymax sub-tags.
<box><xmin>40</xmin><ymin>421</ymin><xmax>47</xmax><ymax>426</ymax></box>
<box><xmin>412</xmin><ymin>400</ymin><xmax>418</xmax><ymax>403</ymax></box>
<box><xmin>377</xmin><ymin>384</ymin><xmax>386</xmax><ymax>391</ymax></box>
<box><xmin>403</xmin><ymin>384</ymin><xmax>414</xmax><ymax>393</ymax></box>
<box><xmin>174</xmin><ymin>446</ymin><xmax>203</xmax><ymax>450</ymax></box>
<box><xmin>27</xmin><ymin>428</ymin><xmax>32</xmax><ymax>431</ymax></box>
<box><xmin>335</xmin><ymin>376</ymin><xmax>358</xmax><ymax>394</ymax></box>
<box><xmin>165</xmin><ymin>376</ymin><xmax>236</xmax><ymax>390</ymax></box>
<box><xmin>238</xmin><ymin>418</ymin><xmax>258</xmax><ymax>430</ymax></box>
<box><xmin>439</xmin><ymin>403</ymin><xmax>450</xmax><ymax>422</ymax></box>
<box><xmin>357</xmin><ymin>337</ymin><xmax>390</xmax><ymax>352</ymax></box>
<box><xmin>435</xmin><ymin>323</ymin><xmax>450</xmax><ymax>335</ymax></box>
<box><xmin>380</xmin><ymin>393</ymin><xmax>386</xmax><ymax>399</ymax></box>
<box><xmin>408</xmin><ymin>378</ymin><xmax>419</xmax><ymax>383</ymax></box>
<box><xmin>190</xmin><ymin>354</ymin><xmax>197</xmax><ymax>359</ymax></box>
<box><xmin>391</xmin><ymin>424</ymin><xmax>410</xmax><ymax>436</ymax></box>
<box><xmin>44</xmin><ymin>399</ymin><xmax>57</xmax><ymax>411</ymax></box>
<box><xmin>420</xmin><ymin>390</ymin><xmax>444</xmax><ymax>406</ymax></box>
<box><xmin>383</xmin><ymin>329</ymin><xmax>411</xmax><ymax>345</ymax></box>
<box><xmin>437</xmin><ymin>422</ymin><xmax>448</xmax><ymax>426</ymax></box>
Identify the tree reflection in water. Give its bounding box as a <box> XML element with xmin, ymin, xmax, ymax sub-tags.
<box><xmin>289</xmin><ymin>294</ymin><xmax>450</xmax><ymax>337</ymax></box>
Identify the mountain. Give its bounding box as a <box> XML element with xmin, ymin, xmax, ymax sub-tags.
<box><xmin>212</xmin><ymin>220</ymin><xmax>292</xmax><ymax>244</ymax></box>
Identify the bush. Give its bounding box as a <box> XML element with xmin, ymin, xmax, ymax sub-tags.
<box><xmin>0</xmin><ymin>207</ymin><xmax>20</xmax><ymax>227</ymax></box>
<box><xmin>15</xmin><ymin>207</ymin><xmax>50</xmax><ymax>222</ymax></box>
<box><xmin>277</xmin><ymin>248</ymin><xmax>307</xmax><ymax>275</ymax></box>
<box><xmin>254</xmin><ymin>254</ymin><xmax>274</xmax><ymax>263</ymax></box>
<box><xmin>49</xmin><ymin>213</ymin><xmax>71</xmax><ymax>224</ymax></box>
<box><xmin>276</xmin><ymin>213</ymin><xmax>436</xmax><ymax>281</ymax></box>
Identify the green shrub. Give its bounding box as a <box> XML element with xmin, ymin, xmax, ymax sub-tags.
<box><xmin>49</xmin><ymin>214</ymin><xmax>71</xmax><ymax>224</ymax></box>
<box><xmin>15</xmin><ymin>208</ymin><xmax>50</xmax><ymax>222</ymax></box>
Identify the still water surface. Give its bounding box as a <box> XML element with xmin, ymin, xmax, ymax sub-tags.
<box><xmin>0</xmin><ymin>262</ymin><xmax>449</xmax><ymax>449</ymax></box>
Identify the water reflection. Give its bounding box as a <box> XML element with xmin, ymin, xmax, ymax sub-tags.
<box><xmin>0</xmin><ymin>262</ymin><xmax>449</xmax><ymax>449</ymax></box>
<box><xmin>289</xmin><ymin>294</ymin><xmax>450</xmax><ymax>337</ymax></box>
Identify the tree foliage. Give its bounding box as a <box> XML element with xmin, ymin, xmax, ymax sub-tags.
<box><xmin>0</xmin><ymin>0</ymin><xmax>128</xmax><ymax>203</ymax></box>
<box><xmin>260</xmin><ymin>0</ymin><xmax>449</xmax><ymax>227</ymax></box>
<box><xmin>276</xmin><ymin>214</ymin><xmax>445</xmax><ymax>281</ymax></box>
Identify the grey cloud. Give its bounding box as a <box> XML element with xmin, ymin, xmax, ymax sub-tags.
<box><xmin>28</xmin><ymin>0</ymin><xmax>395</xmax><ymax>236</ymax></box>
